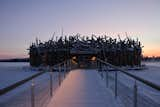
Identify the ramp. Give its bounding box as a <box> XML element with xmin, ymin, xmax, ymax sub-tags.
<box><xmin>47</xmin><ymin>69</ymin><xmax>119</xmax><ymax>107</ymax></box>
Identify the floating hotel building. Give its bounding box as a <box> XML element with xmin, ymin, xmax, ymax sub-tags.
<box><xmin>29</xmin><ymin>34</ymin><xmax>142</xmax><ymax>67</ymax></box>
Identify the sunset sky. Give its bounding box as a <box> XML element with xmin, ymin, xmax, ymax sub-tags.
<box><xmin>0</xmin><ymin>0</ymin><xmax>160</xmax><ymax>59</ymax></box>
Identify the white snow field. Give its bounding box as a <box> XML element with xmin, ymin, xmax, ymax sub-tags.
<box><xmin>0</xmin><ymin>62</ymin><xmax>64</xmax><ymax>107</ymax></box>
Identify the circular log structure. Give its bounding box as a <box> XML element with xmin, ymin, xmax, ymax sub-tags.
<box><xmin>29</xmin><ymin>34</ymin><xmax>142</xmax><ymax>67</ymax></box>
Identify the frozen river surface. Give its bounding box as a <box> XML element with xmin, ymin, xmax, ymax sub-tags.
<box><xmin>0</xmin><ymin>62</ymin><xmax>36</xmax><ymax>89</ymax></box>
<box><xmin>0</xmin><ymin>62</ymin><xmax>61</xmax><ymax>107</ymax></box>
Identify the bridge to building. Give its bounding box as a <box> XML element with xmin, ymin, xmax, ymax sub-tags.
<box><xmin>0</xmin><ymin>59</ymin><xmax>160</xmax><ymax>107</ymax></box>
<box><xmin>47</xmin><ymin>69</ymin><xmax>119</xmax><ymax>107</ymax></box>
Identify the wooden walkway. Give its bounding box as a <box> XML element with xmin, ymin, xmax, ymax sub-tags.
<box><xmin>47</xmin><ymin>69</ymin><xmax>119</xmax><ymax>107</ymax></box>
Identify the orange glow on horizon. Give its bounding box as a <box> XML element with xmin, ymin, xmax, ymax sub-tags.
<box><xmin>0</xmin><ymin>53</ymin><xmax>28</xmax><ymax>59</ymax></box>
<box><xmin>143</xmin><ymin>48</ymin><xmax>160</xmax><ymax>57</ymax></box>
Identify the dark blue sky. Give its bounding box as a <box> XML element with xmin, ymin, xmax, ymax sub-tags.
<box><xmin>0</xmin><ymin>0</ymin><xmax>160</xmax><ymax>58</ymax></box>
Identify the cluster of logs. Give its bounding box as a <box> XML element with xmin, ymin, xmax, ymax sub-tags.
<box><xmin>29</xmin><ymin>34</ymin><xmax>142</xmax><ymax>67</ymax></box>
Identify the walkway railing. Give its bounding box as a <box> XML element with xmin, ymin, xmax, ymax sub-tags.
<box><xmin>0</xmin><ymin>59</ymin><xmax>72</xmax><ymax>107</ymax></box>
<box><xmin>97</xmin><ymin>59</ymin><xmax>160</xmax><ymax>107</ymax></box>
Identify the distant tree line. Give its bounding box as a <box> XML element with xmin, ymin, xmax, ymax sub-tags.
<box><xmin>29</xmin><ymin>34</ymin><xmax>142</xmax><ymax>67</ymax></box>
<box><xmin>0</xmin><ymin>58</ymin><xmax>29</xmax><ymax>62</ymax></box>
<box><xmin>143</xmin><ymin>56</ymin><xmax>160</xmax><ymax>61</ymax></box>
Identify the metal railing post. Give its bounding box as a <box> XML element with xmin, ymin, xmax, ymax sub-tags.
<box><xmin>31</xmin><ymin>80</ymin><xmax>35</xmax><ymax>107</ymax></box>
<box><xmin>58</xmin><ymin>65</ymin><xmax>61</xmax><ymax>86</ymax></box>
<box><xmin>97</xmin><ymin>61</ymin><xmax>99</xmax><ymax>72</ymax></box>
<box><xmin>67</xmin><ymin>60</ymin><xmax>69</xmax><ymax>71</ymax></box>
<box><xmin>62</xmin><ymin>63</ymin><xmax>65</xmax><ymax>80</ymax></box>
<box><xmin>67</xmin><ymin>60</ymin><xmax>69</xmax><ymax>73</ymax></box>
<box><xmin>96</xmin><ymin>60</ymin><xmax>98</xmax><ymax>69</ymax></box>
<box><xmin>100</xmin><ymin>61</ymin><xmax>102</xmax><ymax>72</ymax></box>
<box><xmin>70</xmin><ymin>59</ymin><xmax>72</xmax><ymax>70</ymax></box>
<box><xmin>106</xmin><ymin>66</ymin><xmax>109</xmax><ymax>87</ymax></box>
<box><xmin>68</xmin><ymin>60</ymin><xmax>70</xmax><ymax>71</ymax></box>
<box><xmin>133</xmin><ymin>81</ymin><xmax>138</xmax><ymax>107</ymax></box>
<box><xmin>100</xmin><ymin>63</ymin><xmax>102</xmax><ymax>78</ymax></box>
<box><xmin>115</xmin><ymin>70</ymin><xmax>118</xmax><ymax>98</ymax></box>
<box><xmin>50</xmin><ymin>71</ymin><xmax>53</xmax><ymax>97</ymax></box>
<box><xmin>65</xmin><ymin>61</ymin><xmax>67</xmax><ymax>76</ymax></box>
<box><xmin>67</xmin><ymin>60</ymin><xmax>69</xmax><ymax>72</ymax></box>
<box><xmin>69</xmin><ymin>60</ymin><xmax>71</xmax><ymax>71</ymax></box>
<box><xmin>63</xmin><ymin>62</ymin><xmax>65</xmax><ymax>78</ymax></box>
<box><xmin>65</xmin><ymin>61</ymin><xmax>67</xmax><ymax>71</ymax></box>
<box><xmin>100</xmin><ymin>62</ymin><xmax>103</xmax><ymax>78</ymax></box>
<box><xmin>64</xmin><ymin>61</ymin><xmax>66</xmax><ymax>78</ymax></box>
<box><xmin>66</xmin><ymin>61</ymin><xmax>68</xmax><ymax>72</ymax></box>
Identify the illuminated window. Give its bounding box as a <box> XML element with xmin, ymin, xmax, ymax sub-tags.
<box><xmin>91</xmin><ymin>56</ymin><xmax>96</xmax><ymax>61</ymax></box>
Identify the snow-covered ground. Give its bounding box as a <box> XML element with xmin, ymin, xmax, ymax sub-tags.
<box><xmin>143</xmin><ymin>61</ymin><xmax>160</xmax><ymax>68</ymax></box>
<box><xmin>0</xmin><ymin>62</ymin><xmax>160</xmax><ymax>107</ymax></box>
<box><xmin>100</xmin><ymin>61</ymin><xmax>160</xmax><ymax>107</ymax></box>
<box><xmin>130</xmin><ymin>61</ymin><xmax>160</xmax><ymax>86</ymax></box>
<box><xmin>0</xmin><ymin>62</ymin><xmax>66</xmax><ymax>107</ymax></box>
<box><xmin>0</xmin><ymin>62</ymin><xmax>36</xmax><ymax>89</ymax></box>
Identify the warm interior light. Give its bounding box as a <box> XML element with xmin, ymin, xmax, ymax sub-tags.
<box><xmin>91</xmin><ymin>56</ymin><xmax>96</xmax><ymax>61</ymax></box>
<box><xmin>72</xmin><ymin>56</ymin><xmax>76</xmax><ymax>60</ymax></box>
<box><xmin>72</xmin><ymin>56</ymin><xmax>78</xmax><ymax>64</ymax></box>
<box><xmin>72</xmin><ymin>59</ymin><xmax>78</xmax><ymax>64</ymax></box>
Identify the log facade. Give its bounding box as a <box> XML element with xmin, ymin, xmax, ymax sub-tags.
<box><xmin>29</xmin><ymin>34</ymin><xmax>142</xmax><ymax>67</ymax></box>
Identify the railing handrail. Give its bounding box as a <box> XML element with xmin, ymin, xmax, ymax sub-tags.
<box><xmin>97</xmin><ymin>58</ymin><xmax>160</xmax><ymax>91</ymax></box>
<box><xmin>0</xmin><ymin>59</ymin><xmax>71</xmax><ymax>96</ymax></box>
<box><xmin>0</xmin><ymin>71</ymin><xmax>45</xmax><ymax>96</ymax></box>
